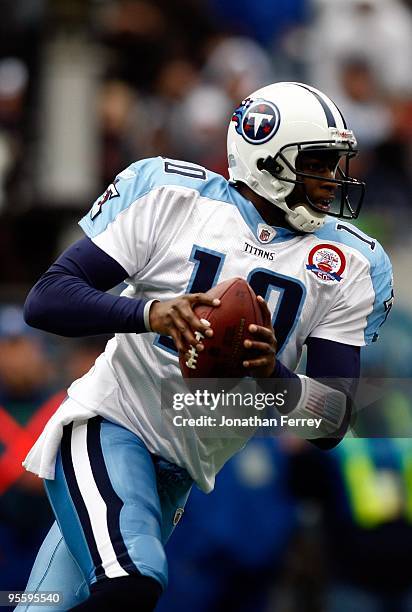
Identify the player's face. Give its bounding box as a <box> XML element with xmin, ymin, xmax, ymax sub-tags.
<box><xmin>294</xmin><ymin>151</ymin><xmax>342</xmax><ymax>212</ymax></box>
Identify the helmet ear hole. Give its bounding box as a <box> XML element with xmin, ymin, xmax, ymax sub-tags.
<box><xmin>257</xmin><ymin>156</ymin><xmax>283</xmax><ymax>176</ymax></box>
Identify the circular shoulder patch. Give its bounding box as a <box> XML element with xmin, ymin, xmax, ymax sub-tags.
<box><xmin>306</xmin><ymin>243</ymin><xmax>346</xmax><ymax>282</ymax></box>
<box><xmin>234</xmin><ymin>99</ymin><xmax>281</xmax><ymax>145</ymax></box>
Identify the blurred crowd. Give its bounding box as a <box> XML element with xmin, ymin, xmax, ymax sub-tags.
<box><xmin>1</xmin><ymin>0</ymin><xmax>412</xmax><ymax>610</ymax></box>
<box><xmin>0</xmin><ymin>0</ymin><xmax>412</xmax><ymax>289</ymax></box>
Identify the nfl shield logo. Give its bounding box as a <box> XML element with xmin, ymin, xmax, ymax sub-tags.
<box><xmin>259</xmin><ymin>228</ymin><xmax>271</xmax><ymax>242</ymax></box>
<box><xmin>257</xmin><ymin>224</ymin><xmax>276</xmax><ymax>243</ymax></box>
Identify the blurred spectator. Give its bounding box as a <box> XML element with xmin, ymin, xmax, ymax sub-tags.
<box><xmin>323</xmin><ymin>51</ymin><xmax>412</xmax><ymax>218</ymax></box>
<box><xmin>0</xmin><ymin>57</ymin><xmax>29</xmax><ymax>212</ymax></box>
<box><xmin>96</xmin><ymin>0</ymin><xmax>216</xmax><ymax>92</ymax></box>
<box><xmin>0</xmin><ymin>0</ymin><xmax>45</xmax><ymax>211</ymax></box>
<box><xmin>168</xmin><ymin>84</ymin><xmax>232</xmax><ymax>174</ymax></box>
<box><xmin>358</xmin><ymin>139</ymin><xmax>412</xmax><ymax>216</ymax></box>
<box><xmin>61</xmin><ymin>335</ymin><xmax>112</xmax><ymax>386</ymax></box>
<box><xmin>291</xmin><ymin>436</ymin><xmax>412</xmax><ymax>612</ymax></box>
<box><xmin>203</xmin><ymin>36</ymin><xmax>275</xmax><ymax>103</ymax></box>
<box><xmin>206</xmin><ymin>0</ymin><xmax>308</xmax><ymax>49</ymax></box>
<box><xmin>0</xmin><ymin>305</ymin><xmax>54</xmax><ymax>405</ymax></box>
<box><xmin>99</xmin><ymin>32</ymin><xmax>276</xmax><ymax>180</ymax></box>
<box><xmin>333</xmin><ymin>57</ymin><xmax>393</xmax><ymax>149</ymax></box>
<box><xmin>0</xmin><ymin>305</ymin><xmax>60</xmax><ymax>589</ymax></box>
<box><xmin>0</xmin><ymin>306</ymin><xmax>109</xmax><ymax>590</ymax></box>
<box><xmin>308</xmin><ymin>0</ymin><xmax>412</xmax><ymax>98</ymax></box>
<box><xmin>99</xmin><ymin>59</ymin><xmax>200</xmax><ymax>182</ymax></box>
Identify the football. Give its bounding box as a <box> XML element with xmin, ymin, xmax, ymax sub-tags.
<box><xmin>179</xmin><ymin>277</ymin><xmax>264</xmax><ymax>378</ymax></box>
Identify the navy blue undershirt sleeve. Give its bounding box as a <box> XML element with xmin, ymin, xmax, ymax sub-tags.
<box><xmin>270</xmin><ymin>339</ymin><xmax>359</xmax><ymax>404</ymax></box>
<box><xmin>306</xmin><ymin>337</ymin><xmax>360</xmax><ymax>448</ymax></box>
<box><xmin>24</xmin><ymin>237</ymin><xmax>148</xmax><ymax>337</ymax></box>
<box><xmin>305</xmin><ymin>336</ymin><xmax>360</xmax><ymax>397</ymax></box>
<box><xmin>271</xmin><ymin>359</ymin><xmax>299</xmax><ymax>379</ymax></box>
<box><xmin>272</xmin><ymin>338</ymin><xmax>360</xmax><ymax>389</ymax></box>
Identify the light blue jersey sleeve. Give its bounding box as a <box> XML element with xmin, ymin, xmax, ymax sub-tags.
<box><xmin>364</xmin><ymin>242</ymin><xmax>394</xmax><ymax>344</ymax></box>
<box><xmin>79</xmin><ymin>158</ymin><xmax>168</xmax><ymax>239</ymax></box>
<box><xmin>77</xmin><ymin>157</ymin><xmax>218</xmax><ymax>275</ymax></box>
<box><xmin>314</xmin><ymin>220</ymin><xmax>394</xmax><ymax>345</ymax></box>
<box><xmin>79</xmin><ymin>156</ymin><xmax>237</xmax><ymax>240</ymax></box>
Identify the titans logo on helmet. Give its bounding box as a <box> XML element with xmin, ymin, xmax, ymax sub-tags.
<box><xmin>231</xmin><ymin>98</ymin><xmax>281</xmax><ymax>145</ymax></box>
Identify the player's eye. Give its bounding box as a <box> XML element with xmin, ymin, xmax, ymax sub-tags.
<box><xmin>305</xmin><ymin>161</ymin><xmax>327</xmax><ymax>173</ymax></box>
<box><xmin>303</xmin><ymin>159</ymin><xmax>339</xmax><ymax>175</ymax></box>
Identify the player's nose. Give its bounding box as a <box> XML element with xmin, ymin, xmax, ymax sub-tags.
<box><xmin>321</xmin><ymin>165</ymin><xmax>337</xmax><ymax>179</ymax></box>
<box><xmin>319</xmin><ymin>167</ymin><xmax>337</xmax><ymax>188</ymax></box>
<box><xmin>318</xmin><ymin>177</ymin><xmax>338</xmax><ymax>199</ymax></box>
<box><xmin>321</xmin><ymin>182</ymin><xmax>337</xmax><ymax>196</ymax></box>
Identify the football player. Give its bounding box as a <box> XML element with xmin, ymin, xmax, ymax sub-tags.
<box><xmin>19</xmin><ymin>82</ymin><xmax>393</xmax><ymax>611</ymax></box>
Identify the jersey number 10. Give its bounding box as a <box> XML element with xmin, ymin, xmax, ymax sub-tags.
<box><xmin>155</xmin><ymin>246</ymin><xmax>306</xmax><ymax>357</ymax></box>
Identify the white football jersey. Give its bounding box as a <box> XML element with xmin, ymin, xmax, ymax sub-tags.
<box><xmin>28</xmin><ymin>157</ymin><xmax>394</xmax><ymax>492</ymax></box>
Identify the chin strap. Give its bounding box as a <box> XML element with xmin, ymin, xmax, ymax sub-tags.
<box><xmin>262</xmin><ymin>172</ymin><xmax>326</xmax><ymax>233</ymax></box>
<box><xmin>285</xmin><ymin>203</ymin><xmax>326</xmax><ymax>233</ymax></box>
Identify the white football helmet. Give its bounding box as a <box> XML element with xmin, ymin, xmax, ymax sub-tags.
<box><xmin>227</xmin><ymin>82</ymin><xmax>365</xmax><ymax>232</ymax></box>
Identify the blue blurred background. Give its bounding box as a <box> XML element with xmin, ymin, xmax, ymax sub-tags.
<box><xmin>1</xmin><ymin>1</ymin><xmax>412</xmax><ymax>610</ymax></box>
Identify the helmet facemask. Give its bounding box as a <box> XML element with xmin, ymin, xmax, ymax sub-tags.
<box><xmin>258</xmin><ymin>141</ymin><xmax>366</xmax><ymax>221</ymax></box>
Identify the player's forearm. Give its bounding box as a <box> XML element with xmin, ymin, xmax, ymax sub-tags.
<box><xmin>24</xmin><ymin>271</ymin><xmax>149</xmax><ymax>337</ymax></box>
<box><xmin>269</xmin><ymin>341</ymin><xmax>357</xmax><ymax>443</ymax></box>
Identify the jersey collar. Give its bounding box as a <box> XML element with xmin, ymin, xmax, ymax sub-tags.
<box><xmin>228</xmin><ymin>184</ymin><xmax>298</xmax><ymax>244</ymax></box>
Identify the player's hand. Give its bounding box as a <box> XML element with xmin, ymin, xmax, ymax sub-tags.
<box><xmin>149</xmin><ymin>293</ymin><xmax>220</xmax><ymax>354</ymax></box>
<box><xmin>242</xmin><ymin>295</ymin><xmax>277</xmax><ymax>378</ymax></box>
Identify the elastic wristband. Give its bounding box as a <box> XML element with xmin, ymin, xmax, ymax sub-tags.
<box><xmin>285</xmin><ymin>375</ymin><xmax>347</xmax><ymax>439</ymax></box>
